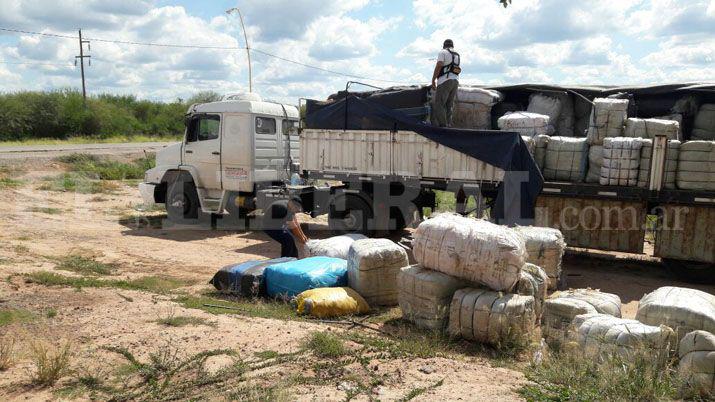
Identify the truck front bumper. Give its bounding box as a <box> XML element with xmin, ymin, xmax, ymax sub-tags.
<box><xmin>138</xmin><ymin>182</ymin><xmax>157</xmax><ymax>206</ymax></box>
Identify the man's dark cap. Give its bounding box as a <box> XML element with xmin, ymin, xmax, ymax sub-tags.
<box><xmin>443</xmin><ymin>39</ymin><xmax>454</xmax><ymax>48</ymax></box>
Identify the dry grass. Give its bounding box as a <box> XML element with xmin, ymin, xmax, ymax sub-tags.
<box><xmin>30</xmin><ymin>340</ymin><xmax>73</xmax><ymax>386</ymax></box>
<box><xmin>0</xmin><ymin>336</ymin><xmax>14</xmax><ymax>371</ymax></box>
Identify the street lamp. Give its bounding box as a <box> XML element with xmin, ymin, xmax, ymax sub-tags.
<box><xmin>226</xmin><ymin>7</ymin><xmax>252</xmax><ymax>92</ymax></box>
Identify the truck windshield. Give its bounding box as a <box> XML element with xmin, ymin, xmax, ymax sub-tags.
<box><xmin>282</xmin><ymin>120</ymin><xmax>299</xmax><ymax>136</ymax></box>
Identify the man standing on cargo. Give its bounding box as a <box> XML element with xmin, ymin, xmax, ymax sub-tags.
<box><xmin>431</xmin><ymin>39</ymin><xmax>461</xmax><ymax>127</ymax></box>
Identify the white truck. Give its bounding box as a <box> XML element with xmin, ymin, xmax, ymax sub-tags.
<box><xmin>140</xmin><ymin>93</ymin><xmax>301</xmax><ymax>224</ymax></box>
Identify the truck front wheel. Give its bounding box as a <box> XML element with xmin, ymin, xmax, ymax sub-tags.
<box><xmin>166</xmin><ymin>175</ymin><xmax>200</xmax><ymax>224</ymax></box>
<box><xmin>328</xmin><ymin>194</ymin><xmax>373</xmax><ymax>236</ymax></box>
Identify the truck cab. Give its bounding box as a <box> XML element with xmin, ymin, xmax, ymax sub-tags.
<box><xmin>139</xmin><ymin>93</ymin><xmax>300</xmax><ymax>223</ymax></box>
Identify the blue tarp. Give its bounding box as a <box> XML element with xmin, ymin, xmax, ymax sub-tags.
<box><xmin>304</xmin><ymin>95</ymin><xmax>543</xmax><ymax>224</ymax></box>
<box><xmin>264</xmin><ymin>256</ymin><xmax>348</xmax><ymax>298</ymax></box>
<box><xmin>210</xmin><ymin>257</ymin><xmax>296</xmax><ymax>296</ymax></box>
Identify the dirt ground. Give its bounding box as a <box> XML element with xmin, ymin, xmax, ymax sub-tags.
<box><xmin>1</xmin><ymin>152</ymin><xmax>714</xmax><ymax>401</ymax></box>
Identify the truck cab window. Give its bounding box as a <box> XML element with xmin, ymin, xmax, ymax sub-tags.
<box><xmin>186</xmin><ymin>115</ymin><xmax>220</xmax><ymax>142</ymax></box>
<box><xmin>282</xmin><ymin>119</ymin><xmax>299</xmax><ymax>136</ymax></box>
<box><xmin>256</xmin><ymin>117</ymin><xmax>276</xmax><ymax>134</ymax></box>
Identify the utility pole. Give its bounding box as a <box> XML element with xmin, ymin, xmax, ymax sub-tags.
<box><xmin>226</xmin><ymin>7</ymin><xmax>252</xmax><ymax>92</ymax></box>
<box><xmin>75</xmin><ymin>29</ymin><xmax>91</xmax><ymax>102</ymax></box>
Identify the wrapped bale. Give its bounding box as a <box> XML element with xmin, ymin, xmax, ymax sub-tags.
<box><xmin>573</xmin><ymin>95</ymin><xmax>593</xmax><ymax>137</ymax></box>
<box><xmin>636</xmin><ymin>286</ymin><xmax>715</xmax><ymax>342</ymax></box>
<box><xmin>637</xmin><ymin>139</ymin><xmax>680</xmax><ymax>189</ymax></box>
<box><xmin>693</xmin><ymin>104</ymin><xmax>715</xmax><ymax>141</ymax></box>
<box><xmin>623</xmin><ymin>118</ymin><xmax>681</xmax><ymax>141</ymax></box>
<box><xmin>517</xmin><ymin>263</ymin><xmax>549</xmax><ymax>319</ymax></box>
<box><xmin>555</xmin><ymin>93</ymin><xmax>575</xmax><ymax>137</ymax></box>
<box><xmin>599</xmin><ymin>137</ymin><xmax>643</xmax><ymax>186</ymax></box>
<box><xmin>543</xmin><ymin>136</ymin><xmax>589</xmax><ymax>182</ymax></box>
<box><xmin>512</xmin><ymin>226</ymin><xmax>566</xmax><ymax>290</ymax></box>
<box><xmin>295</xmin><ymin>287</ymin><xmax>370</xmax><ymax>318</ymax></box>
<box><xmin>552</xmin><ymin>288</ymin><xmax>622</xmax><ymax>317</ymax></box>
<box><xmin>678</xmin><ymin>330</ymin><xmax>715</xmax><ymax>396</ymax></box>
<box><xmin>542</xmin><ymin>297</ymin><xmax>598</xmax><ymax>348</ymax></box>
<box><xmin>572</xmin><ymin>313</ymin><xmax>675</xmax><ymax>359</ymax></box>
<box><xmin>654</xmin><ymin>113</ymin><xmax>684</xmax><ymax>138</ymax></box>
<box><xmin>497</xmin><ymin>112</ymin><xmax>550</xmax><ymax>137</ymax></box>
<box><xmin>305</xmin><ymin>234</ymin><xmax>367</xmax><ymax>259</ymax></box>
<box><xmin>412</xmin><ymin>214</ymin><xmax>526</xmax><ymax>292</ymax></box>
<box><xmin>527</xmin><ymin>93</ymin><xmax>563</xmax><ymax>135</ymax></box>
<box><xmin>347</xmin><ymin>238</ymin><xmax>408</xmax><ymax>306</ymax></box>
<box><xmin>397</xmin><ymin>265</ymin><xmax>468</xmax><ymax>331</ymax></box>
<box><xmin>210</xmin><ymin>257</ymin><xmax>296</xmax><ymax>296</ymax></box>
<box><xmin>453</xmin><ymin>87</ymin><xmax>503</xmax><ymax>129</ymax></box>
<box><xmin>264</xmin><ymin>256</ymin><xmax>348</xmax><ymax>298</ymax></box>
<box><xmin>585</xmin><ymin>145</ymin><xmax>603</xmax><ymax>183</ymax></box>
<box><xmin>534</xmin><ymin>134</ymin><xmax>549</xmax><ymax>171</ymax></box>
<box><xmin>541</xmin><ymin>288</ymin><xmax>622</xmax><ymax>348</ymax></box>
<box><xmin>676</xmin><ymin>141</ymin><xmax>715</xmax><ymax>191</ymax></box>
<box><xmin>586</xmin><ymin>98</ymin><xmax>629</xmax><ymax>145</ymax></box>
<box><xmin>522</xmin><ymin>135</ymin><xmax>536</xmax><ymax>156</ymax></box>
<box><xmin>448</xmin><ymin>288</ymin><xmax>536</xmax><ymax>345</ymax></box>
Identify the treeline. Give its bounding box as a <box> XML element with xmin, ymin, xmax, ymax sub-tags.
<box><xmin>0</xmin><ymin>89</ymin><xmax>222</xmax><ymax>141</ymax></box>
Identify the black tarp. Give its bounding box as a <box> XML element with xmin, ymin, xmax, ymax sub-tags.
<box><xmin>304</xmin><ymin>95</ymin><xmax>543</xmax><ymax>225</ymax></box>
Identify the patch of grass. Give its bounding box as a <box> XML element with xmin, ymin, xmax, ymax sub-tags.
<box><xmin>154</xmin><ymin>308</ymin><xmax>214</xmax><ymax>327</ymax></box>
<box><xmin>27</xmin><ymin>206</ymin><xmax>63</xmax><ymax>215</ymax></box>
<box><xmin>424</xmin><ymin>190</ymin><xmax>480</xmax><ymax>218</ymax></box>
<box><xmin>0</xmin><ymin>177</ymin><xmax>23</xmax><ymax>188</ymax></box>
<box><xmin>0</xmin><ymin>308</ymin><xmax>36</xmax><ymax>326</ymax></box>
<box><xmin>398</xmin><ymin>379</ymin><xmax>445</xmax><ymax>402</ymax></box>
<box><xmin>24</xmin><ymin>271</ymin><xmax>190</xmax><ymax>294</ymax></box>
<box><xmin>0</xmin><ymin>336</ymin><xmax>14</xmax><ymax>370</ymax></box>
<box><xmin>176</xmin><ymin>294</ymin><xmax>298</xmax><ymax>321</ymax></box>
<box><xmin>30</xmin><ymin>340</ymin><xmax>72</xmax><ymax>386</ymax></box>
<box><xmin>58</xmin><ymin>153</ymin><xmax>155</xmax><ymax>180</ymax></box>
<box><xmin>46</xmin><ymin>309</ymin><xmax>58</xmax><ymax>319</ymax></box>
<box><xmin>306</xmin><ymin>332</ymin><xmax>347</xmax><ymax>358</ymax></box>
<box><xmin>519</xmin><ymin>347</ymin><xmax>686</xmax><ymax>401</ymax></box>
<box><xmin>13</xmin><ymin>244</ymin><xmax>30</xmax><ymax>254</ymax></box>
<box><xmin>0</xmin><ymin>134</ymin><xmax>182</xmax><ymax>147</ymax></box>
<box><xmin>38</xmin><ymin>172</ymin><xmax>119</xmax><ymax>194</ymax></box>
<box><xmin>254</xmin><ymin>350</ymin><xmax>280</xmax><ymax>360</ymax></box>
<box><xmin>55</xmin><ymin>255</ymin><xmax>115</xmax><ymax>276</ymax></box>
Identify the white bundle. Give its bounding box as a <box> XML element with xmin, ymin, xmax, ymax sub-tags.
<box><xmin>347</xmin><ymin>238</ymin><xmax>408</xmax><ymax>306</ymax></box>
<box><xmin>453</xmin><ymin>87</ymin><xmax>503</xmax><ymax>129</ymax></box>
<box><xmin>600</xmin><ymin>137</ymin><xmax>643</xmax><ymax>186</ymax></box>
<box><xmin>654</xmin><ymin>113</ymin><xmax>684</xmax><ymax>138</ymax></box>
<box><xmin>636</xmin><ymin>286</ymin><xmax>715</xmax><ymax>342</ymax></box>
<box><xmin>448</xmin><ymin>288</ymin><xmax>536</xmax><ymax>345</ymax></box>
<box><xmin>542</xmin><ymin>297</ymin><xmax>598</xmax><ymax>348</ymax></box>
<box><xmin>586</xmin><ymin>145</ymin><xmax>604</xmax><ymax>183</ymax></box>
<box><xmin>552</xmin><ymin>288</ymin><xmax>623</xmax><ymax>317</ymax></box>
<box><xmin>637</xmin><ymin>139</ymin><xmax>680</xmax><ymax>189</ymax></box>
<box><xmin>586</xmin><ymin>98</ymin><xmax>629</xmax><ymax>145</ymax></box>
<box><xmin>412</xmin><ymin>214</ymin><xmax>526</xmax><ymax>292</ymax></box>
<box><xmin>693</xmin><ymin>104</ymin><xmax>715</xmax><ymax>141</ymax></box>
<box><xmin>534</xmin><ymin>134</ymin><xmax>549</xmax><ymax>171</ymax></box>
<box><xmin>397</xmin><ymin>265</ymin><xmax>469</xmax><ymax>331</ymax></box>
<box><xmin>623</xmin><ymin>118</ymin><xmax>680</xmax><ymax>141</ymax></box>
<box><xmin>571</xmin><ymin>313</ymin><xmax>675</xmax><ymax>359</ymax></box>
<box><xmin>543</xmin><ymin>136</ymin><xmax>588</xmax><ymax>182</ymax></box>
<box><xmin>516</xmin><ymin>263</ymin><xmax>549</xmax><ymax>319</ymax></box>
<box><xmin>678</xmin><ymin>330</ymin><xmax>715</xmax><ymax>395</ymax></box>
<box><xmin>527</xmin><ymin>93</ymin><xmax>563</xmax><ymax>135</ymax></box>
<box><xmin>522</xmin><ymin>135</ymin><xmax>536</xmax><ymax>156</ymax></box>
<box><xmin>676</xmin><ymin>141</ymin><xmax>715</xmax><ymax>191</ymax></box>
<box><xmin>498</xmin><ymin>112</ymin><xmax>550</xmax><ymax>137</ymax></box>
<box><xmin>511</xmin><ymin>226</ymin><xmax>566</xmax><ymax>290</ymax></box>
<box><xmin>305</xmin><ymin>234</ymin><xmax>367</xmax><ymax>259</ymax></box>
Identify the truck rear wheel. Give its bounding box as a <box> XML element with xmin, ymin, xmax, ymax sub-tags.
<box><xmin>328</xmin><ymin>194</ymin><xmax>373</xmax><ymax>236</ymax></box>
<box><xmin>663</xmin><ymin>258</ymin><xmax>715</xmax><ymax>285</ymax></box>
<box><xmin>166</xmin><ymin>175</ymin><xmax>200</xmax><ymax>224</ymax></box>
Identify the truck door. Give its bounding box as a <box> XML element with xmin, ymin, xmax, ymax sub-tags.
<box><xmin>183</xmin><ymin>114</ymin><xmax>222</xmax><ymax>190</ymax></box>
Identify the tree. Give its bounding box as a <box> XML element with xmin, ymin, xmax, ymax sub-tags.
<box><xmin>500</xmin><ymin>0</ymin><xmax>511</xmax><ymax>7</ymax></box>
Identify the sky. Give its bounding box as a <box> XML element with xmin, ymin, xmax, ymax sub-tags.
<box><xmin>0</xmin><ymin>0</ymin><xmax>713</xmax><ymax>104</ymax></box>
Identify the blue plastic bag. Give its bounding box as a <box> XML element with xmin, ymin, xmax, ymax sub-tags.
<box><xmin>210</xmin><ymin>257</ymin><xmax>296</xmax><ymax>296</ymax></box>
<box><xmin>264</xmin><ymin>256</ymin><xmax>348</xmax><ymax>298</ymax></box>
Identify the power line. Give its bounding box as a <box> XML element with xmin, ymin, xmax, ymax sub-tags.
<box><xmin>0</xmin><ymin>26</ymin><xmax>411</xmax><ymax>85</ymax></box>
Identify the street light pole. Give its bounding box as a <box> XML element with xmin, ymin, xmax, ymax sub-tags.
<box><xmin>226</xmin><ymin>7</ymin><xmax>252</xmax><ymax>92</ymax></box>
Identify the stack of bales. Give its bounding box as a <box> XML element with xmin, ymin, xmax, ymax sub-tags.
<box><xmin>527</xmin><ymin>93</ymin><xmax>562</xmax><ymax>135</ymax></box>
<box><xmin>512</xmin><ymin>226</ymin><xmax>566</xmax><ymax>290</ymax></box>
<box><xmin>571</xmin><ymin>314</ymin><xmax>675</xmax><ymax>359</ymax></box>
<box><xmin>637</xmin><ymin>139</ymin><xmax>680</xmax><ymax>189</ymax></box>
<box><xmin>586</xmin><ymin>98</ymin><xmax>629</xmax><ymax>145</ymax></box>
<box><xmin>453</xmin><ymin>87</ymin><xmax>503</xmax><ymax>129</ymax></box>
<box><xmin>624</xmin><ymin>118</ymin><xmax>681</xmax><ymax>141</ymax></box>
<box><xmin>599</xmin><ymin>137</ymin><xmax>644</xmax><ymax>186</ymax></box>
<box><xmin>401</xmin><ymin>214</ymin><xmax>557</xmax><ymax>346</ymax></box>
<box><xmin>676</xmin><ymin>141</ymin><xmax>715</xmax><ymax>191</ymax></box>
